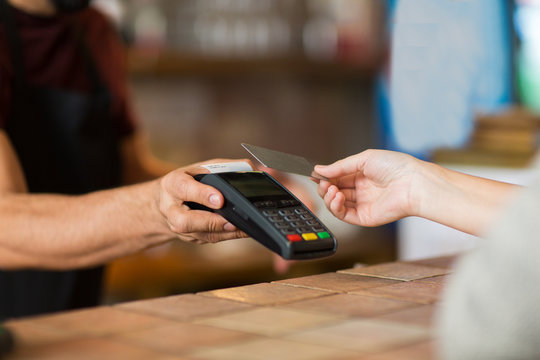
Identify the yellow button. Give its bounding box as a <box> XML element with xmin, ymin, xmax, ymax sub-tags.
<box><xmin>302</xmin><ymin>233</ymin><xmax>318</xmax><ymax>241</ymax></box>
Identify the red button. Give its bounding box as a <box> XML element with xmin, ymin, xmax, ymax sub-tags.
<box><xmin>287</xmin><ymin>234</ymin><xmax>302</xmax><ymax>242</ymax></box>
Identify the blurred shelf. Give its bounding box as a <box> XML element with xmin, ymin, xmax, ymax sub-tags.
<box><xmin>432</xmin><ymin>148</ymin><xmax>537</xmax><ymax>168</ymax></box>
<box><xmin>432</xmin><ymin>107</ymin><xmax>540</xmax><ymax>168</ymax></box>
<box><xmin>127</xmin><ymin>49</ymin><xmax>382</xmax><ymax>80</ymax></box>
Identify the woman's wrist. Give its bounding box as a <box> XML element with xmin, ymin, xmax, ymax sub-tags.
<box><xmin>408</xmin><ymin>159</ymin><xmax>520</xmax><ymax>235</ymax></box>
<box><xmin>408</xmin><ymin>158</ymin><xmax>447</xmax><ymax>220</ymax></box>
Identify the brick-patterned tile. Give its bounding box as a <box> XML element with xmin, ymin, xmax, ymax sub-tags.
<box><xmin>113</xmin><ymin>322</ymin><xmax>257</xmax><ymax>355</ymax></box>
<box><xmin>416</xmin><ymin>275</ymin><xmax>449</xmax><ymax>286</ymax></box>
<box><xmin>284</xmin><ymin>293</ymin><xmax>417</xmax><ymax>318</ymax></box>
<box><xmin>196</xmin><ymin>307</ymin><xmax>342</xmax><ymax>336</ymax></box>
<box><xmin>286</xmin><ymin>319</ymin><xmax>429</xmax><ymax>354</ymax></box>
<box><xmin>6</xmin><ymin>337</ymin><xmax>166</xmax><ymax>360</ymax></box>
<box><xmin>5</xmin><ymin>321</ymin><xmax>81</xmax><ymax>348</ymax></box>
<box><xmin>350</xmin><ymin>278</ymin><xmax>446</xmax><ymax>304</ymax></box>
<box><xmin>199</xmin><ymin>283</ymin><xmax>332</xmax><ymax>306</ymax></box>
<box><xmin>116</xmin><ymin>293</ymin><xmax>253</xmax><ymax>322</ymax></box>
<box><xmin>360</xmin><ymin>341</ymin><xmax>436</xmax><ymax>360</ymax></box>
<box><xmin>12</xmin><ymin>306</ymin><xmax>170</xmax><ymax>336</ymax></box>
<box><xmin>339</xmin><ymin>262</ymin><xmax>449</xmax><ymax>281</ymax></box>
<box><xmin>374</xmin><ymin>305</ymin><xmax>438</xmax><ymax>328</ymax></box>
<box><xmin>274</xmin><ymin>272</ymin><xmax>400</xmax><ymax>293</ymax></box>
<box><xmin>152</xmin><ymin>356</ymin><xmax>202</xmax><ymax>360</ymax></box>
<box><xmin>188</xmin><ymin>338</ymin><xmax>360</xmax><ymax>360</ymax></box>
<box><xmin>407</xmin><ymin>255</ymin><xmax>459</xmax><ymax>270</ymax></box>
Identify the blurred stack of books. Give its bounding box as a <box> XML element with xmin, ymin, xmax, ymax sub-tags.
<box><xmin>433</xmin><ymin>107</ymin><xmax>540</xmax><ymax>167</ymax></box>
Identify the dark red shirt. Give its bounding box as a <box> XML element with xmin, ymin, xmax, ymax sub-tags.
<box><xmin>0</xmin><ymin>6</ymin><xmax>135</xmax><ymax>136</ymax></box>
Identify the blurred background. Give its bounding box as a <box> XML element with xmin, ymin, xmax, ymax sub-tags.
<box><xmin>92</xmin><ymin>0</ymin><xmax>540</xmax><ymax>303</ymax></box>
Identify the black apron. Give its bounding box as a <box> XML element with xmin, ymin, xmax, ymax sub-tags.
<box><xmin>0</xmin><ymin>1</ymin><xmax>122</xmax><ymax>320</ymax></box>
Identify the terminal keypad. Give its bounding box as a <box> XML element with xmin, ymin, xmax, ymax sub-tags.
<box><xmin>256</xmin><ymin>201</ymin><xmax>330</xmax><ymax>242</ymax></box>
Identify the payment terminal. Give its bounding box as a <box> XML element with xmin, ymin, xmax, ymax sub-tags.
<box><xmin>186</xmin><ymin>171</ymin><xmax>337</xmax><ymax>260</ymax></box>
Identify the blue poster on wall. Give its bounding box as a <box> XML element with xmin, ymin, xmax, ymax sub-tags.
<box><xmin>380</xmin><ymin>0</ymin><xmax>513</xmax><ymax>158</ymax></box>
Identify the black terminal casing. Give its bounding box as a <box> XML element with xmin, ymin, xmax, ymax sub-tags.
<box><xmin>185</xmin><ymin>171</ymin><xmax>337</xmax><ymax>260</ymax></box>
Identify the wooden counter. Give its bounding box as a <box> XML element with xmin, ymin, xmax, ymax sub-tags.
<box><xmin>3</xmin><ymin>255</ymin><xmax>457</xmax><ymax>359</ymax></box>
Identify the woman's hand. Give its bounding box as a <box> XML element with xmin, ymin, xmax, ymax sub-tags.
<box><xmin>315</xmin><ymin>149</ymin><xmax>519</xmax><ymax>236</ymax></box>
<box><xmin>315</xmin><ymin>150</ymin><xmax>422</xmax><ymax>227</ymax></box>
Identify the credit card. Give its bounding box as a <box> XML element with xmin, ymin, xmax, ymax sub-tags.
<box><xmin>241</xmin><ymin>143</ymin><xmax>327</xmax><ymax>180</ymax></box>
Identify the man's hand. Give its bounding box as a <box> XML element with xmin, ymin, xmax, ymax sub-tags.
<box><xmin>0</xmin><ymin>145</ymin><xmax>253</xmax><ymax>269</ymax></box>
<box><xmin>158</xmin><ymin>159</ymin><xmax>251</xmax><ymax>244</ymax></box>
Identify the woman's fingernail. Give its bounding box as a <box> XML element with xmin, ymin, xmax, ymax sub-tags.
<box><xmin>210</xmin><ymin>194</ymin><xmax>221</xmax><ymax>206</ymax></box>
<box><xmin>224</xmin><ymin>222</ymin><xmax>236</xmax><ymax>231</ymax></box>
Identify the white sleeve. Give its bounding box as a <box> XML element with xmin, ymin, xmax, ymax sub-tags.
<box><xmin>437</xmin><ymin>179</ymin><xmax>540</xmax><ymax>359</ymax></box>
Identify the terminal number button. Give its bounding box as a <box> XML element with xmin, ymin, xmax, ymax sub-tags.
<box><xmin>281</xmin><ymin>228</ymin><xmax>297</xmax><ymax>235</ymax></box>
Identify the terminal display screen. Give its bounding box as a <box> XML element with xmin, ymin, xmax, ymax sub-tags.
<box><xmin>224</xmin><ymin>173</ymin><xmax>288</xmax><ymax>198</ymax></box>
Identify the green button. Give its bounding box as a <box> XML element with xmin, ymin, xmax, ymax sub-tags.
<box><xmin>317</xmin><ymin>232</ymin><xmax>330</xmax><ymax>239</ymax></box>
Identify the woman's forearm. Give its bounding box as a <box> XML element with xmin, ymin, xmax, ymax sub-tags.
<box><xmin>413</xmin><ymin>161</ymin><xmax>520</xmax><ymax>236</ymax></box>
